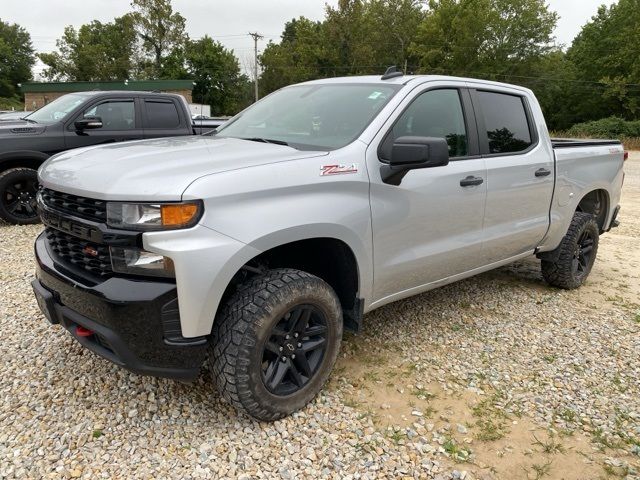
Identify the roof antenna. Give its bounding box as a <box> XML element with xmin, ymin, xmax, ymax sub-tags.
<box><xmin>381</xmin><ymin>65</ymin><xmax>404</xmax><ymax>80</ymax></box>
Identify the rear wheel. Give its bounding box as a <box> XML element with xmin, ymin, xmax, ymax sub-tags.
<box><xmin>0</xmin><ymin>168</ymin><xmax>40</xmax><ymax>225</ymax></box>
<box><xmin>541</xmin><ymin>212</ymin><xmax>599</xmax><ymax>289</ymax></box>
<box><xmin>210</xmin><ymin>268</ymin><xmax>343</xmax><ymax>421</ymax></box>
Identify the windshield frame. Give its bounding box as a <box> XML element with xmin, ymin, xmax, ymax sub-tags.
<box><xmin>214</xmin><ymin>83</ymin><xmax>403</xmax><ymax>151</ymax></box>
<box><xmin>23</xmin><ymin>93</ymin><xmax>91</xmax><ymax>125</ymax></box>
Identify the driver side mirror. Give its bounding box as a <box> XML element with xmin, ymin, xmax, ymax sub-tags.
<box><xmin>74</xmin><ymin>116</ymin><xmax>103</xmax><ymax>131</ymax></box>
<box><xmin>381</xmin><ymin>136</ymin><xmax>450</xmax><ymax>185</ymax></box>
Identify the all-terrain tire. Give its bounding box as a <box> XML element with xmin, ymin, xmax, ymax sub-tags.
<box><xmin>0</xmin><ymin>167</ymin><xmax>40</xmax><ymax>225</ymax></box>
<box><xmin>209</xmin><ymin>268</ymin><xmax>343</xmax><ymax>421</ymax></box>
<box><xmin>541</xmin><ymin>212</ymin><xmax>599</xmax><ymax>289</ymax></box>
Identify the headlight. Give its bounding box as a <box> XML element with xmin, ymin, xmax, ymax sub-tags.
<box><xmin>106</xmin><ymin>201</ymin><xmax>202</xmax><ymax>230</ymax></box>
<box><xmin>110</xmin><ymin>246</ymin><xmax>175</xmax><ymax>277</ymax></box>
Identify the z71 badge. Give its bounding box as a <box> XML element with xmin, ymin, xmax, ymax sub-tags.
<box><xmin>320</xmin><ymin>164</ymin><xmax>359</xmax><ymax>176</ymax></box>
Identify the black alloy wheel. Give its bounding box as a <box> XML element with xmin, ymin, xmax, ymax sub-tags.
<box><xmin>0</xmin><ymin>168</ymin><xmax>40</xmax><ymax>224</ymax></box>
<box><xmin>261</xmin><ymin>304</ymin><xmax>328</xmax><ymax>396</ymax></box>
<box><xmin>571</xmin><ymin>229</ymin><xmax>595</xmax><ymax>281</ymax></box>
<box><xmin>541</xmin><ymin>212</ymin><xmax>599</xmax><ymax>289</ymax></box>
<box><xmin>210</xmin><ymin>268</ymin><xmax>343</xmax><ymax>421</ymax></box>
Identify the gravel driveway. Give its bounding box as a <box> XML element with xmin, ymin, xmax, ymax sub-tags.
<box><xmin>1</xmin><ymin>155</ymin><xmax>639</xmax><ymax>480</ymax></box>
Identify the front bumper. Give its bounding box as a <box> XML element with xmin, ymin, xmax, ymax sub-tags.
<box><xmin>33</xmin><ymin>232</ymin><xmax>208</xmax><ymax>381</ymax></box>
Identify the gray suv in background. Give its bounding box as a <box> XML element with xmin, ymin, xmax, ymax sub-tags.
<box><xmin>32</xmin><ymin>73</ymin><xmax>625</xmax><ymax>420</ymax></box>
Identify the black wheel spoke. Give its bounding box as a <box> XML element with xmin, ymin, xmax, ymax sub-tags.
<box><xmin>5</xmin><ymin>185</ymin><xmax>19</xmax><ymax>198</ymax></box>
<box><xmin>581</xmin><ymin>245</ymin><xmax>593</xmax><ymax>255</ymax></box>
<box><xmin>267</xmin><ymin>360</ymin><xmax>289</xmax><ymax>390</ymax></box>
<box><xmin>7</xmin><ymin>202</ymin><xmax>19</xmax><ymax>214</ymax></box>
<box><xmin>264</xmin><ymin>341</ymin><xmax>281</xmax><ymax>355</ymax></box>
<box><xmin>305</xmin><ymin>324</ymin><xmax>327</xmax><ymax>337</ymax></box>
<box><xmin>291</xmin><ymin>307</ymin><xmax>311</xmax><ymax>334</ymax></box>
<box><xmin>301</xmin><ymin>337</ymin><xmax>326</xmax><ymax>354</ymax></box>
<box><xmin>293</xmin><ymin>353</ymin><xmax>312</xmax><ymax>377</ymax></box>
<box><xmin>288</xmin><ymin>360</ymin><xmax>305</xmax><ymax>387</ymax></box>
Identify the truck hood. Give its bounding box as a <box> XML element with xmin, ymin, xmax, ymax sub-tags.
<box><xmin>0</xmin><ymin>120</ymin><xmax>46</xmax><ymax>135</ymax></box>
<box><xmin>38</xmin><ymin>136</ymin><xmax>328</xmax><ymax>201</ymax></box>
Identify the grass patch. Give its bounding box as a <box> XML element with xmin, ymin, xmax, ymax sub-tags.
<box><xmin>532</xmin><ymin>432</ymin><xmax>566</xmax><ymax>455</ymax></box>
<box><xmin>92</xmin><ymin>429</ymin><xmax>103</xmax><ymax>439</ymax></box>
<box><xmin>471</xmin><ymin>391</ymin><xmax>510</xmax><ymax>441</ymax></box>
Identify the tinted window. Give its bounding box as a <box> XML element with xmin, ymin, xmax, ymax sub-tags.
<box><xmin>145</xmin><ymin>101</ymin><xmax>180</xmax><ymax>128</ymax></box>
<box><xmin>216</xmin><ymin>84</ymin><xmax>400</xmax><ymax>150</ymax></box>
<box><xmin>477</xmin><ymin>91</ymin><xmax>532</xmax><ymax>154</ymax></box>
<box><xmin>382</xmin><ymin>89</ymin><xmax>468</xmax><ymax>159</ymax></box>
<box><xmin>83</xmin><ymin>100</ymin><xmax>135</xmax><ymax>130</ymax></box>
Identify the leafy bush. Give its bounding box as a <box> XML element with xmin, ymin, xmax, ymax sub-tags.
<box><xmin>0</xmin><ymin>96</ymin><xmax>24</xmax><ymax>111</ymax></box>
<box><xmin>567</xmin><ymin>117</ymin><xmax>640</xmax><ymax>138</ymax></box>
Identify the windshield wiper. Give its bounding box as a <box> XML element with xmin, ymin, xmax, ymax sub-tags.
<box><xmin>241</xmin><ymin>137</ymin><xmax>289</xmax><ymax>146</ymax></box>
<box><xmin>21</xmin><ymin>117</ymin><xmax>37</xmax><ymax>124</ymax></box>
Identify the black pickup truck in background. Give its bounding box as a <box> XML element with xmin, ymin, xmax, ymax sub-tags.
<box><xmin>0</xmin><ymin>91</ymin><xmax>223</xmax><ymax>224</ymax></box>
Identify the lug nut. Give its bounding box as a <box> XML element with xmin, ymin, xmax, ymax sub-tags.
<box><xmin>281</xmin><ymin>356</ymin><xmax>287</xmax><ymax>362</ymax></box>
<box><xmin>279</xmin><ymin>346</ymin><xmax>283</xmax><ymax>351</ymax></box>
<box><xmin>294</xmin><ymin>333</ymin><xmax>298</xmax><ymax>338</ymax></box>
<box><xmin>291</xmin><ymin>354</ymin><xmax>296</xmax><ymax>359</ymax></box>
<box><xmin>297</xmin><ymin>343</ymin><xmax>302</xmax><ymax>348</ymax></box>
<box><xmin>285</xmin><ymin>335</ymin><xmax>290</xmax><ymax>340</ymax></box>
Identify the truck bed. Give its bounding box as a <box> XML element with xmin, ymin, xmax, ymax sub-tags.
<box><xmin>551</xmin><ymin>138</ymin><xmax>622</xmax><ymax>149</ymax></box>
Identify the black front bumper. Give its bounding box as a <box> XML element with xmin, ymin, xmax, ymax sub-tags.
<box><xmin>33</xmin><ymin>232</ymin><xmax>208</xmax><ymax>381</ymax></box>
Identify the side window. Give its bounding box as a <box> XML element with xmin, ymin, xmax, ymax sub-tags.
<box><xmin>476</xmin><ymin>91</ymin><xmax>533</xmax><ymax>154</ymax></box>
<box><xmin>381</xmin><ymin>89</ymin><xmax>468</xmax><ymax>160</ymax></box>
<box><xmin>83</xmin><ymin>100</ymin><xmax>135</xmax><ymax>130</ymax></box>
<box><xmin>145</xmin><ymin>100</ymin><xmax>181</xmax><ymax>129</ymax></box>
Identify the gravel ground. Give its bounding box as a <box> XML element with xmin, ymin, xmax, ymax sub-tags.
<box><xmin>1</xmin><ymin>154</ymin><xmax>639</xmax><ymax>479</ymax></box>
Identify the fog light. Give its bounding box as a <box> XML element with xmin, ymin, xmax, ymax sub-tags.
<box><xmin>110</xmin><ymin>247</ymin><xmax>175</xmax><ymax>278</ymax></box>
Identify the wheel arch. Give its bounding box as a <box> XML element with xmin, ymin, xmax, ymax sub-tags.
<box><xmin>0</xmin><ymin>151</ymin><xmax>50</xmax><ymax>172</ymax></box>
<box><xmin>576</xmin><ymin>188</ymin><xmax>610</xmax><ymax>232</ymax></box>
<box><xmin>216</xmin><ymin>227</ymin><xmax>371</xmax><ymax>334</ymax></box>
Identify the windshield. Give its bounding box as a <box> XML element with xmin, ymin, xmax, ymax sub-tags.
<box><xmin>215</xmin><ymin>83</ymin><xmax>400</xmax><ymax>150</ymax></box>
<box><xmin>24</xmin><ymin>93</ymin><xmax>88</xmax><ymax>124</ymax></box>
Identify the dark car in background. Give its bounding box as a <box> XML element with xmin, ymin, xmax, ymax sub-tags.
<box><xmin>0</xmin><ymin>91</ymin><xmax>221</xmax><ymax>224</ymax></box>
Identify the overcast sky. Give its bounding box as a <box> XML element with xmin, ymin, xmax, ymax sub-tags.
<box><xmin>0</xmin><ymin>0</ymin><xmax>617</xmax><ymax>78</ymax></box>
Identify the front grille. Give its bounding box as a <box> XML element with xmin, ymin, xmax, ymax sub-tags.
<box><xmin>40</xmin><ymin>188</ymin><xmax>107</xmax><ymax>223</ymax></box>
<box><xmin>45</xmin><ymin>228</ymin><xmax>112</xmax><ymax>277</ymax></box>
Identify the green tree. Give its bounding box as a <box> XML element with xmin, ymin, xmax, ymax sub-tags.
<box><xmin>186</xmin><ymin>36</ymin><xmax>249</xmax><ymax>115</ymax></box>
<box><xmin>39</xmin><ymin>16</ymin><xmax>137</xmax><ymax>81</ymax></box>
<box><xmin>259</xmin><ymin>0</ymin><xmax>424</xmax><ymax>94</ymax></box>
<box><xmin>410</xmin><ymin>0</ymin><xmax>558</xmax><ymax>78</ymax></box>
<box><xmin>130</xmin><ymin>0</ymin><xmax>188</xmax><ymax>79</ymax></box>
<box><xmin>567</xmin><ymin>0</ymin><xmax>640</xmax><ymax>121</ymax></box>
<box><xmin>0</xmin><ymin>19</ymin><xmax>35</xmax><ymax>97</ymax></box>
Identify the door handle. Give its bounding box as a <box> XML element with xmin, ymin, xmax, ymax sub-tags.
<box><xmin>535</xmin><ymin>168</ymin><xmax>551</xmax><ymax>177</ymax></box>
<box><xmin>460</xmin><ymin>176</ymin><xmax>484</xmax><ymax>187</ymax></box>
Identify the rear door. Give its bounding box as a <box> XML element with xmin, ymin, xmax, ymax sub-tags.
<box><xmin>470</xmin><ymin>88</ymin><xmax>554</xmax><ymax>263</ymax></box>
<box><xmin>64</xmin><ymin>97</ymin><xmax>143</xmax><ymax>149</ymax></box>
<box><xmin>368</xmin><ymin>85</ymin><xmax>487</xmax><ymax>304</ymax></box>
<box><xmin>141</xmin><ymin>98</ymin><xmax>191</xmax><ymax>138</ymax></box>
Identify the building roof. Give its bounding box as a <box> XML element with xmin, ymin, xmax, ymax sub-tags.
<box><xmin>20</xmin><ymin>80</ymin><xmax>194</xmax><ymax>93</ymax></box>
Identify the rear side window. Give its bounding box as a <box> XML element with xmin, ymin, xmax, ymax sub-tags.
<box><xmin>476</xmin><ymin>91</ymin><xmax>532</xmax><ymax>154</ymax></box>
<box><xmin>145</xmin><ymin>100</ymin><xmax>180</xmax><ymax>129</ymax></box>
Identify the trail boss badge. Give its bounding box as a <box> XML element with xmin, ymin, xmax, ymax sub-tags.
<box><xmin>320</xmin><ymin>164</ymin><xmax>359</xmax><ymax>176</ymax></box>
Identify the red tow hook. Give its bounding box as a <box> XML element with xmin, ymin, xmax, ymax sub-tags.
<box><xmin>75</xmin><ymin>326</ymin><xmax>94</xmax><ymax>337</ymax></box>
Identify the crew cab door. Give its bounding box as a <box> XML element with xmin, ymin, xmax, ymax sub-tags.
<box><xmin>469</xmin><ymin>88</ymin><xmax>554</xmax><ymax>262</ymax></box>
<box><xmin>141</xmin><ymin>98</ymin><xmax>192</xmax><ymax>138</ymax></box>
<box><xmin>367</xmin><ymin>85</ymin><xmax>487</xmax><ymax>304</ymax></box>
<box><xmin>64</xmin><ymin>97</ymin><xmax>143</xmax><ymax>149</ymax></box>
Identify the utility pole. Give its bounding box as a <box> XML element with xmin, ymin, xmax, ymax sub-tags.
<box><xmin>248</xmin><ymin>32</ymin><xmax>263</xmax><ymax>102</ymax></box>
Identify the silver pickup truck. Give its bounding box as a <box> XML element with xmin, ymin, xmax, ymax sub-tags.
<box><xmin>32</xmin><ymin>73</ymin><xmax>625</xmax><ymax>420</ymax></box>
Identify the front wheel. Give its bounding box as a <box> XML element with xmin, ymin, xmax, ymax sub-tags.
<box><xmin>0</xmin><ymin>168</ymin><xmax>40</xmax><ymax>225</ymax></box>
<box><xmin>210</xmin><ymin>268</ymin><xmax>343</xmax><ymax>421</ymax></box>
<box><xmin>541</xmin><ymin>212</ymin><xmax>599</xmax><ymax>289</ymax></box>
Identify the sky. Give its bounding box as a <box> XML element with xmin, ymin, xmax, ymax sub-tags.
<box><xmin>0</xmin><ymin>0</ymin><xmax>618</xmax><ymax>79</ymax></box>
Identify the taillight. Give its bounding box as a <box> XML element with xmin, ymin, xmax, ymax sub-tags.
<box><xmin>623</xmin><ymin>151</ymin><xmax>629</xmax><ymax>161</ymax></box>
